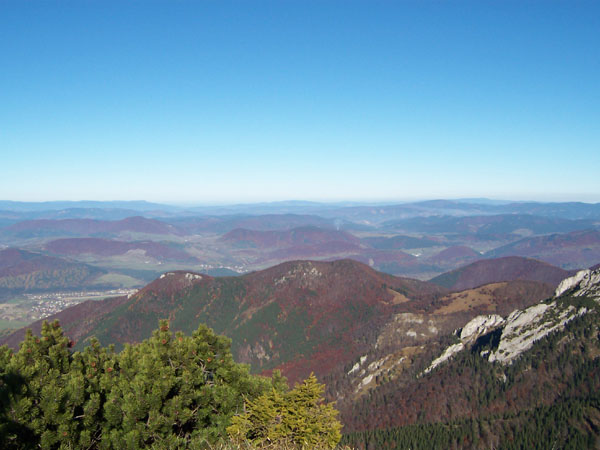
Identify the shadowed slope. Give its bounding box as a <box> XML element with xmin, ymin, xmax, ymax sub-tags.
<box><xmin>429</xmin><ymin>256</ymin><xmax>575</xmax><ymax>291</ymax></box>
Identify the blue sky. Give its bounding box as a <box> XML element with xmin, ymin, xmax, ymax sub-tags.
<box><xmin>1</xmin><ymin>1</ymin><xmax>599</xmax><ymax>204</ymax></box>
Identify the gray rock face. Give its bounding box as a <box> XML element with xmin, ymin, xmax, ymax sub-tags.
<box><xmin>488</xmin><ymin>302</ymin><xmax>583</xmax><ymax>364</ymax></box>
<box><xmin>423</xmin><ymin>314</ymin><xmax>505</xmax><ymax>374</ymax></box>
<box><xmin>426</xmin><ymin>268</ymin><xmax>600</xmax><ymax>371</ymax></box>
<box><xmin>571</xmin><ymin>269</ymin><xmax>600</xmax><ymax>299</ymax></box>
<box><xmin>555</xmin><ymin>268</ymin><xmax>600</xmax><ymax>299</ymax></box>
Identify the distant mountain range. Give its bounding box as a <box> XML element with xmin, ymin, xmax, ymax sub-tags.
<box><xmin>44</xmin><ymin>238</ymin><xmax>197</xmax><ymax>262</ymax></box>
<box><xmin>171</xmin><ymin>213</ymin><xmax>339</xmax><ymax>233</ymax></box>
<box><xmin>219</xmin><ymin>226</ymin><xmax>360</xmax><ymax>249</ymax></box>
<box><xmin>0</xmin><ymin>200</ymin><xmax>172</xmax><ymax>211</ymax></box>
<box><xmin>383</xmin><ymin>213</ymin><xmax>596</xmax><ymax>236</ymax></box>
<box><xmin>1</xmin><ymin>198</ymin><xmax>598</xmax><ymax>286</ymax></box>
<box><xmin>4</xmin><ymin>216</ymin><xmax>180</xmax><ymax>238</ymax></box>
<box><xmin>2</xmin><ymin>199</ymin><xmax>600</xmax><ymax>221</ymax></box>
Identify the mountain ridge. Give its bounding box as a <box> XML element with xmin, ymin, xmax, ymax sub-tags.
<box><xmin>429</xmin><ymin>256</ymin><xmax>575</xmax><ymax>291</ymax></box>
<box><xmin>0</xmin><ymin>259</ymin><xmax>446</xmax><ymax>383</ymax></box>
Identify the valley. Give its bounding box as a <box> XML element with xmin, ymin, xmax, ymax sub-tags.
<box><xmin>0</xmin><ymin>288</ymin><xmax>137</xmax><ymax>331</ymax></box>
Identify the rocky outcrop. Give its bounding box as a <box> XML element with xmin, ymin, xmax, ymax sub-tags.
<box><xmin>423</xmin><ymin>314</ymin><xmax>505</xmax><ymax>373</ymax></box>
<box><xmin>555</xmin><ymin>269</ymin><xmax>591</xmax><ymax>297</ymax></box>
<box><xmin>426</xmin><ymin>267</ymin><xmax>600</xmax><ymax>371</ymax></box>
<box><xmin>424</xmin><ymin>343</ymin><xmax>465</xmax><ymax>374</ymax></box>
<box><xmin>459</xmin><ymin>314</ymin><xmax>505</xmax><ymax>341</ymax></box>
<box><xmin>558</xmin><ymin>269</ymin><xmax>600</xmax><ymax>299</ymax></box>
<box><xmin>488</xmin><ymin>303</ymin><xmax>584</xmax><ymax>364</ymax></box>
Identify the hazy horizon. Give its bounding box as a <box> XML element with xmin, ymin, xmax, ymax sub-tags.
<box><xmin>2</xmin><ymin>196</ymin><xmax>600</xmax><ymax>208</ymax></box>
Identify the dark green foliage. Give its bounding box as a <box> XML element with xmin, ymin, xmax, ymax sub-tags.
<box><xmin>1</xmin><ymin>321</ymin><xmax>75</xmax><ymax>449</ymax></box>
<box><xmin>2</xmin><ymin>320</ymin><xmax>328</xmax><ymax>449</ymax></box>
<box><xmin>556</xmin><ymin>292</ymin><xmax>600</xmax><ymax>312</ymax></box>
<box><xmin>341</xmin><ymin>397</ymin><xmax>599</xmax><ymax>449</ymax></box>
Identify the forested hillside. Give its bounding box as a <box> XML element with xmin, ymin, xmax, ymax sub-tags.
<box><xmin>340</xmin><ymin>275</ymin><xmax>600</xmax><ymax>448</ymax></box>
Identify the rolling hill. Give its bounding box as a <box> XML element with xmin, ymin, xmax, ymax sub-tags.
<box><xmin>429</xmin><ymin>256</ymin><xmax>575</xmax><ymax>291</ymax></box>
<box><xmin>383</xmin><ymin>213</ymin><xmax>596</xmax><ymax>236</ymax></box>
<box><xmin>219</xmin><ymin>226</ymin><xmax>361</xmax><ymax>249</ymax></box>
<box><xmin>346</xmin><ymin>250</ymin><xmax>420</xmax><ymax>275</ymax></box>
<box><xmin>362</xmin><ymin>235</ymin><xmax>440</xmax><ymax>250</ymax></box>
<box><xmin>486</xmin><ymin>229</ymin><xmax>600</xmax><ymax>269</ymax></box>
<box><xmin>3</xmin><ymin>216</ymin><xmax>181</xmax><ymax>239</ymax></box>
<box><xmin>171</xmin><ymin>213</ymin><xmax>338</xmax><ymax>233</ymax></box>
<box><xmin>44</xmin><ymin>237</ymin><xmax>196</xmax><ymax>262</ymax></box>
<box><xmin>425</xmin><ymin>245</ymin><xmax>482</xmax><ymax>269</ymax></box>
<box><xmin>0</xmin><ymin>248</ymin><xmax>104</xmax><ymax>293</ymax></box>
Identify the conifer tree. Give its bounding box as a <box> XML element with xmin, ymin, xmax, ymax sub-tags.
<box><xmin>1</xmin><ymin>319</ymin><xmax>330</xmax><ymax>449</ymax></box>
<box><xmin>227</xmin><ymin>373</ymin><xmax>342</xmax><ymax>449</ymax></box>
<box><xmin>1</xmin><ymin>320</ymin><xmax>76</xmax><ymax>448</ymax></box>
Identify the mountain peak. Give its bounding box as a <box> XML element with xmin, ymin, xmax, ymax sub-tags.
<box><xmin>133</xmin><ymin>270</ymin><xmax>210</xmax><ymax>299</ymax></box>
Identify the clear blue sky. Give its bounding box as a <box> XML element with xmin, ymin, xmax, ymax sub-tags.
<box><xmin>1</xmin><ymin>1</ymin><xmax>599</xmax><ymax>204</ymax></box>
